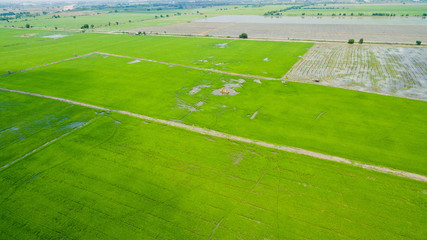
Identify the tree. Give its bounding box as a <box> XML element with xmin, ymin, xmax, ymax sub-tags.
<box><xmin>416</xmin><ymin>41</ymin><xmax>421</xmax><ymax>45</ymax></box>
<box><xmin>348</xmin><ymin>39</ymin><xmax>355</xmax><ymax>44</ymax></box>
<box><xmin>239</xmin><ymin>33</ymin><xmax>248</xmax><ymax>39</ymax></box>
<box><xmin>81</xmin><ymin>24</ymin><xmax>89</xmax><ymax>29</ymax></box>
<box><xmin>25</xmin><ymin>23</ymin><xmax>30</xmax><ymax>28</ymax></box>
<box><xmin>359</xmin><ymin>38</ymin><xmax>364</xmax><ymax>44</ymax></box>
<box><xmin>73</xmin><ymin>16</ymin><xmax>76</xmax><ymax>19</ymax></box>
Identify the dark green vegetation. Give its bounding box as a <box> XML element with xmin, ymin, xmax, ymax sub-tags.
<box><xmin>239</xmin><ymin>33</ymin><xmax>248</xmax><ymax>39</ymax></box>
<box><xmin>0</xmin><ymin>27</ymin><xmax>426</xmax><ymax>239</ymax></box>
<box><xmin>0</xmin><ymin>92</ymin><xmax>95</xmax><ymax>166</ymax></box>
<box><xmin>0</xmin><ymin>92</ymin><xmax>426</xmax><ymax>239</ymax></box>
<box><xmin>1</xmin><ymin>53</ymin><xmax>426</xmax><ymax>176</ymax></box>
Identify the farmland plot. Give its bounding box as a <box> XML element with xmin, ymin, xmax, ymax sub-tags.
<box><xmin>286</xmin><ymin>44</ymin><xmax>427</xmax><ymax>100</ymax></box>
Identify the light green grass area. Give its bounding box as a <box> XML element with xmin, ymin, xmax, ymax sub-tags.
<box><xmin>1</xmin><ymin>5</ymin><xmax>300</xmax><ymax>31</ymax></box>
<box><xmin>1</xmin><ymin>13</ymin><xmax>156</xmax><ymax>29</ymax></box>
<box><xmin>0</xmin><ymin>91</ymin><xmax>95</xmax><ymax>166</ymax></box>
<box><xmin>211</xmin><ymin>4</ymin><xmax>299</xmax><ymax>15</ymax></box>
<box><xmin>0</xmin><ymin>29</ymin><xmax>311</xmax><ymax>78</ymax></box>
<box><xmin>284</xmin><ymin>3</ymin><xmax>427</xmax><ymax>16</ymax></box>
<box><xmin>96</xmin><ymin>14</ymin><xmax>208</xmax><ymax>31</ymax></box>
<box><xmin>0</xmin><ymin>95</ymin><xmax>425</xmax><ymax>239</ymax></box>
<box><xmin>1</xmin><ymin>54</ymin><xmax>426</xmax><ymax>176</ymax></box>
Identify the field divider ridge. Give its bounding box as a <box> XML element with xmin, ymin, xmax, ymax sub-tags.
<box><xmin>0</xmin><ymin>52</ymin><xmax>95</xmax><ymax>77</ymax></box>
<box><xmin>1</xmin><ymin>51</ymin><xmax>425</xmax><ymax>102</ymax></box>
<box><xmin>93</xmin><ymin>52</ymin><xmax>280</xmax><ymax>81</ymax></box>
<box><xmin>1</xmin><ymin>87</ymin><xmax>426</xmax><ymax>182</ymax></box>
<box><xmin>0</xmin><ymin>116</ymin><xmax>98</xmax><ymax>170</ymax></box>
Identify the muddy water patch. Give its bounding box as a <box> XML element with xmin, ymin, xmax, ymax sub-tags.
<box><xmin>196</xmin><ymin>101</ymin><xmax>204</xmax><ymax>107</ymax></box>
<box><xmin>232</xmin><ymin>152</ymin><xmax>246</xmax><ymax>165</ymax></box>
<box><xmin>189</xmin><ymin>84</ymin><xmax>211</xmax><ymax>95</ymax></box>
<box><xmin>20</xmin><ymin>33</ymin><xmax>36</xmax><ymax>37</ymax></box>
<box><xmin>96</xmin><ymin>111</ymin><xmax>109</xmax><ymax>116</ymax></box>
<box><xmin>253</xmin><ymin>79</ymin><xmax>261</xmax><ymax>84</ymax></box>
<box><xmin>42</xmin><ymin>34</ymin><xmax>68</xmax><ymax>39</ymax></box>
<box><xmin>127</xmin><ymin>60</ymin><xmax>140</xmax><ymax>64</ymax></box>
<box><xmin>216</xmin><ymin>43</ymin><xmax>228</xmax><ymax>48</ymax></box>
<box><xmin>212</xmin><ymin>79</ymin><xmax>245</xmax><ymax>96</ymax></box>
<box><xmin>0</xmin><ymin>126</ymin><xmax>19</xmax><ymax>134</ymax></box>
<box><xmin>62</xmin><ymin>121</ymin><xmax>85</xmax><ymax>130</ymax></box>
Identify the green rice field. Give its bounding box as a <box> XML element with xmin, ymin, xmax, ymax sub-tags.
<box><xmin>0</xmin><ymin>26</ymin><xmax>426</xmax><ymax>239</ymax></box>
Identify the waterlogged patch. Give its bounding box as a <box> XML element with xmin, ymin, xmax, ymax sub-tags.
<box><xmin>96</xmin><ymin>111</ymin><xmax>109</xmax><ymax>116</ymax></box>
<box><xmin>196</xmin><ymin>101</ymin><xmax>204</xmax><ymax>107</ymax></box>
<box><xmin>263</xmin><ymin>57</ymin><xmax>269</xmax><ymax>61</ymax></box>
<box><xmin>178</xmin><ymin>103</ymin><xmax>198</xmax><ymax>112</ymax></box>
<box><xmin>42</xmin><ymin>34</ymin><xmax>68</xmax><ymax>39</ymax></box>
<box><xmin>20</xmin><ymin>33</ymin><xmax>36</xmax><ymax>38</ymax></box>
<box><xmin>216</xmin><ymin>43</ymin><xmax>228</xmax><ymax>48</ymax></box>
<box><xmin>0</xmin><ymin>126</ymin><xmax>19</xmax><ymax>134</ymax></box>
<box><xmin>212</xmin><ymin>79</ymin><xmax>245</xmax><ymax>96</ymax></box>
<box><xmin>232</xmin><ymin>152</ymin><xmax>245</xmax><ymax>165</ymax></box>
<box><xmin>254</xmin><ymin>79</ymin><xmax>261</xmax><ymax>84</ymax></box>
<box><xmin>63</xmin><ymin>121</ymin><xmax>85</xmax><ymax>130</ymax></box>
<box><xmin>189</xmin><ymin>84</ymin><xmax>211</xmax><ymax>95</ymax></box>
<box><xmin>127</xmin><ymin>60</ymin><xmax>141</xmax><ymax>64</ymax></box>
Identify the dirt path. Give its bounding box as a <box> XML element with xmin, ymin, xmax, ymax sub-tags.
<box><xmin>0</xmin><ymin>53</ymin><xmax>94</xmax><ymax>77</ymax></box>
<box><xmin>0</xmin><ymin>117</ymin><xmax>98</xmax><ymax>170</ymax></box>
<box><xmin>1</xmin><ymin>87</ymin><xmax>426</xmax><ymax>182</ymax></box>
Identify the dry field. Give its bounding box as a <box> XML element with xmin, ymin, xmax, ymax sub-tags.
<box><xmin>130</xmin><ymin>22</ymin><xmax>427</xmax><ymax>43</ymax></box>
<box><xmin>285</xmin><ymin>44</ymin><xmax>427</xmax><ymax>99</ymax></box>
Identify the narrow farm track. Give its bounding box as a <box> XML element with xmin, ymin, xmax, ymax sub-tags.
<box><xmin>0</xmin><ymin>52</ymin><xmax>94</xmax><ymax>77</ymax></box>
<box><xmin>0</xmin><ymin>117</ymin><xmax>98</xmax><ymax>170</ymax></box>
<box><xmin>1</xmin><ymin>87</ymin><xmax>426</xmax><ymax>182</ymax></box>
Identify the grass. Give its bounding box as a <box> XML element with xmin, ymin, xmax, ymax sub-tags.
<box><xmin>0</xmin><ymin>93</ymin><xmax>425</xmax><ymax>239</ymax></box>
<box><xmin>0</xmin><ymin>54</ymin><xmax>426</xmax><ymax>176</ymax></box>
<box><xmin>1</xmin><ymin>13</ymin><xmax>156</xmax><ymax>29</ymax></box>
<box><xmin>0</xmin><ymin>28</ymin><xmax>311</xmax><ymax>78</ymax></box>
<box><xmin>1</xmin><ymin>5</ymin><xmax>300</xmax><ymax>31</ymax></box>
<box><xmin>0</xmin><ymin>91</ymin><xmax>95</xmax><ymax>166</ymax></box>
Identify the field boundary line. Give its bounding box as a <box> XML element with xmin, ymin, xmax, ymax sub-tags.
<box><xmin>95</xmin><ymin>52</ymin><xmax>427</xmax><ymax>102</ymax></box>
<box><xmin>93</xmin><ymin>52</ymin><xmax>279</xmax><ymax>80</ymax></box>
<box><xmin>0</xmin><ymin>117</ymin><xmax>98</xmax><ymax>170</ymax></box>
<box><xmin>1</xmin><ymin>51</ymin><xmax>425</xmax><ymax>102</ymax></box>
<box><xmin>281</xmin><ymin>43</ymin><xmax>316</xmax><ymax>80</ymax></box>
<box><xmin>0</xmin><ymin>52</ymin><xmax>94</xmax><ymax>77</ymax></box>
<box><xmin>1</xmin><ymin>87</ymin><xmax>426</xmax><ymax>182</ymax></box>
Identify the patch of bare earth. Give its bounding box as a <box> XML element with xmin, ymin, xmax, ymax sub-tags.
<box><xmin>286</xmin><ymin>43</ymin><xmax>427</xmax><ymax>100</ymax></box>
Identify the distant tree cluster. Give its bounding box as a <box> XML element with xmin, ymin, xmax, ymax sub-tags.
<box><xmin>239</xmin><ymin>33</ymin><xmax>248</xmax><ymax>39</ymax></box>
<box><xmin>348</xmin><ymin>38</ymin><xmax>364</xmax><ymax>44</ymax></box>
<box><xmin>372</xmin><ymin>13</ymin><xmax>397</xmax><ymax>16</ymax></box>
<box><xmin>264</xmin><ymin>5</ymin><xmax>310</xmax><ymax>16</ymax></box>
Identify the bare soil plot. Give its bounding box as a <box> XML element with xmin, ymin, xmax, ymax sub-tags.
<box><xmin>130</xmin><ymin>22</ymin><xmax>427</xmax><ymax>43</ymax></box>
<box><xmin>286</xmin><ymin>44</ymin><xmax>427</xmax><ymax>99</ymax></box>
